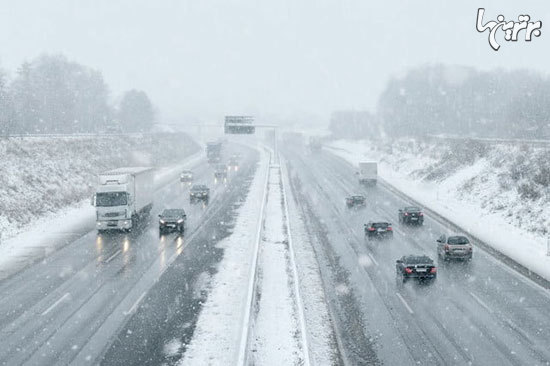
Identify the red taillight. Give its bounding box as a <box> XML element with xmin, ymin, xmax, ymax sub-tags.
<box><xmin>368</xmin><ymin>227</ymin><xmax>375</xmax><ymax>231</ymax></box>
<box><xmin>430</xmin><ymin>267</ymin><xmax>437</xmax><ymax>273</ymax></box>
<box><xmin>405</xmin><ymin>267</ymin><xmax>413</xmax><ymax>274</ymax></box>
<box><xmin>419</xmin><ymin>212</ymin><xmax>424</xmax><ymax>216</ymax></box>
<box><xmin>387</xmin><ymin>227</ymin><xmax>393</xmax><ymax>231</ymax></box>
<box><xmin>444</xmin><ymin>244</ymin><xmax>450</xmax><ymax>251</ymax></box>
<box><xmin>404</xmin><ymin>213</ymin><xmax>409</xmax><ymax>216</ymax></box>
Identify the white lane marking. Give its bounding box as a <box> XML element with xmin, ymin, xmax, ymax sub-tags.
<box><xmin>469</xmin><ymin>291</ymin><xmax>493</xmax><ymax>313</ymax></box>
<box><xmin>104</xmin><ymin>249</ymin><xmax>121</xmax><ymax>264</ymax></box>
<box><xmin>124</xmin><ymin>291</ymin><xmax>146</xmax><ymax>316</ymax></box>
<box><xmin>42</xmin><ymin>292</ymin><xmax>70</xmax><ymax>316</ymax></box>
<box><xmin>368</xmin><ymin>253</ymin><xmax>379</xmax><ymax>266</ymax></box>
<box><xmin>396</xmin><ymin>292</ymin><xmax>414</xmax><ymax>314</ymax></box>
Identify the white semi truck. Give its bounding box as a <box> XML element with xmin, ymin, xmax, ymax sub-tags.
<box><xmin>93</xmin><ymin>167</ymin><xmax>154</xmax><ymax>232</ymax></box>
<box><xmin>358</xmin><ymin>162</ymin><xmax>378</xmax><ymax>186</ymax></box>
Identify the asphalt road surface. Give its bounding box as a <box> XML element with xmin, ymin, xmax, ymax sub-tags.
<box><xmin>284</xmin><ymin>146</ymin><xmax>550</xmax><ymax>366</ymax></box>
<box><xmin>0</xmin><ymin>145</ymin><xmax>257</xmax><ymax>366</ymax></box>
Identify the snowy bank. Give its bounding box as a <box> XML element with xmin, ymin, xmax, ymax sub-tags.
<box><xmin>0</xmin><ymin>133</ymin><xmax>199</xmax><ymax>240</ymax></box>
<box><xmin>326</xmin><ymin>139</ymin><xmax>550</xmax><ymax>282</ymax></box>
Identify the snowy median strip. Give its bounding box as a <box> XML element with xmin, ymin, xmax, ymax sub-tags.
<box><xmin>180</xmin><ymin>148</ymin><xmax>312</xmax><ymax>365</ymax></box>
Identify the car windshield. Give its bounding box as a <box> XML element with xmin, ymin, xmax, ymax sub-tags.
<box><xmin>192</xmin><ymin>185</ymin><xmax>207</xmax><ymax>191</ymax></box>
<box><xmin>95</xmin><ymin>192</ymin><xmax>127</xmax><ymax>207</ymax></box>
<box><xmin>372</xmin><ymin>223</ymin><xmax>389</xmax><ymax>228</ymax></box>
<box><xmin>405</xmin><ymin>206</ymin><xmax>421</xmax><ymax>212</ymax></box>
<box><xmin>448</xmin><ymin>236</ymin><xmax>470</xmax><ymax>245</ymax></box>
<box><xmin>161</xmin><ymin>209</ymin><xmax>184</xmax><ymax>217</ymax></box>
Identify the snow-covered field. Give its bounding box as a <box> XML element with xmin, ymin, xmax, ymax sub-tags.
<box><xmin>326</xmin><ymin>138</ymin><xmax>550</xmax><ymax>281</ymax></box>
<box><xmin>0</xmin><ymin>134</ymin><xmax>199</xmax><ymax>240</ymax></box>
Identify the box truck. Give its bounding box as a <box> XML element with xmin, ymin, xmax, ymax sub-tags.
<box><xmin>92</xmin><ymin>167</ymin><xmax>154</xmax><ymax>232</ymax></box>
<box><xmin>358</xmin><ymin>162</ymin><xmax>377</xmax><ymax>186</ymax></box>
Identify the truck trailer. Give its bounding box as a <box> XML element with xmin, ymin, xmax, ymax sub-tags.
<box><xmin>93</xmin><ymin>167</ymin><xmax>154</xmax><ymax>232</ymax></box>
<box><xmin>358</xmin><ymin>162</ymin><xmax>377</xmax><ymax>186</ymax></box>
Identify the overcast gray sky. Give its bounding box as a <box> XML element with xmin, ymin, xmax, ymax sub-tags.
<box><xmin>0</xmin><ymin>0</ymin><xmax>549</xmax><ymax>126</ymax></box>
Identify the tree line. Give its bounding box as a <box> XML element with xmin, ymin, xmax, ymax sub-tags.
<box><xmin>0</xmin><ymin>54</ymin><xmax>155</xmax><ymax>135</ymax></box>
<box><xmin>330</xmin><ymin>64</ymin><xmax>550</xmax><ymax>140</ymax></box>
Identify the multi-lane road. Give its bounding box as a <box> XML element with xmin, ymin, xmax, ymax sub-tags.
<box><xmin>0</xmin><ymin>145</ymin><xmax>258</xmax><ymax>366</ymax></box>
<box><xmin>1</xmin><ymin>140</ymin><xmax>550</xmax><ymax>366</ymax></box>
<box><xmin>285</xmin><ymin>146</ymin><xmax>550</xmax><ymax>365</ymax></box>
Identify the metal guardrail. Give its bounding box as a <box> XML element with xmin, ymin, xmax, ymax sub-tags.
<box><xmin>0</xmin><ymin>132</ymin><xmax>187</xmax><ymax>139</ymax></box>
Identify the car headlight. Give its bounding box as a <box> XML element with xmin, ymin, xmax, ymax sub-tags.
<box><xmin>177</xmin><ymin>219</ymin><xmax>184</xmax><ymax>223</ymax></box>
<box><xmin>159</xmin><ymin>219</ymin><xmax>165</xmax><ymax>224</ymax></box>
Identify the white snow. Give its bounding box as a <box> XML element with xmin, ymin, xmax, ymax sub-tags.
<box><xmin>249</xmin><ymin>166</ymin><xmax>302</xmax><ymax>366</ymax></box>
<box><xmin>326</xmin><ymin>139</ymin><xmax>550</xmax><ymax>282</ymax></box>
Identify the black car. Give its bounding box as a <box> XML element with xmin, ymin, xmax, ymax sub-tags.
<box><xmin>364</xmin><ymin>222</ymin><xmax>393</xmax><ymax>240</ymax></box>
<box><xmin>398</xmin><ymin>206</ymin><xmax>424</xmax><ymax>225</ymax></box>
<box><xmin>159</xmin><ymin>208</ymin><xmax>186</xmax><ymax>233</ymax></box>
<box><xmin>346</xmin><ymin>195</ymin><xmax>366</xmax><ymax>208</ymax></box>
<box><xmin>190</xmin><ymin>184</ymin><xmax>210</xmax><ymax>203</ymax></box>
<box><xmin>396</xmin><ymin>255</ymin><xmax>437</xmax><ymax>285</ymax></box>
<box><xmin>214</xmin><ymin>164</ymin><xmax>228</xmax><ymax>180</ymax></box>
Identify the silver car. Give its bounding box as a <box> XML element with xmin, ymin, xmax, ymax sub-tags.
<box><xmin>437</xmin><ymin>235</ymin><xmax>473</xmax><ymax>261</ymax></box>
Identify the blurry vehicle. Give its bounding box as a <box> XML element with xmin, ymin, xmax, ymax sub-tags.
<box><xmin>214</xmin><ymin>163</ymin><xmax>228</xmax><ymax>180</ymax></box>
<box><xmin>158</xmin><ymin>208</ymin><xmax>186</xmax><ymax>233</ymax></box>
<box><xmin>227</xmin><ymin>157</ymin><xmax>239</xmax><ymax>171</ymax></box>
<box><xmin>364</xmin><ymin>221</ymin><xmax>393</xmax><ymax>240</ymax></box>
<box><xmin>346</xmin><ymin>195</ymin><xmax>366</xmax><ymax>209</ymax></box>
<box><xmin>396</xmin><ymin>255</ymin><xmax>437</xmax><ymax>285</ymax></box>
<box><xmin>190</xmin><ymin>184</ymin><xmax>210</xmax><ymax>203</ymax></box>
<box><xmin>206</xmin><ymin>142</ymin><xmax>222</xmax><ymax>164</ymax></box>
<box><xmin>180</xmin><ymin>170</ymin><xmax>194</xmax><ymax>183</ymax></box>
<box><xmin>398</xmin><ymin>206</ymin><xmax>424</xmax><ymax>225</ymax></box>
<box><xmin>308</xmin><ymin>136</ymin><xmax>322</xmax><ymax>151</ymax></box>
<box><xmin>437</xmin><ymin>235</ymin><xmax>473</xmax><ymax>261</ymax></box>
<box><xmin>357</xmin><ymin>162</ymin><xmax>377</xmax><ymax>186</ymax></box>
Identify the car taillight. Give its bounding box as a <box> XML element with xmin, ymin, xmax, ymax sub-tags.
<box><xmin>405</xmin><ymin>267</ymin><xmax>413</xmax><ymax>274</ymax></box>
<box><xmin>387</xmin><ymin>227</ymin><xmax>393</xmax><ymax>231</ymax></box>
<box><xmin>419</xmin><ymin>212</ymin><xmax>424</xmax><ymax>216</ymax></box>
<box><xmin>404</xmin><ymin>213</ymin><xmax>409</xmax><ymax>216</ymax></box>
<box><xmin>444</xmin><ymin>244</ymin><xmax>450</xmax><ymax>251</ymax></box>
<box><xmin>368</xmin><ymin>227</ymin><xmax>375</xmax><ymax>231</ymax></box>
<box><xmin>430</xmin><ymin>267</ymin><xmax>437</xmax><ymax>273</ymax></box>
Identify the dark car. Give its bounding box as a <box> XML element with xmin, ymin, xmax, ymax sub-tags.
<box><xmin>159</xmin><ymin>209</ymin><xmax>186</xmax><ymax>233</ymax></box>
<box><xmin>398</xmin><ymin>206</ymin><xmax>424</xmax><ymax>225</ymax></box>
<box><xmin>396</xmin><ymin>255</ymin><xmax>437</xmax><ymax>285</ymax></box>
<box><xmin>180</xmin><ymin>170</ymin><xmax>193</xmax><ymax>183</ymax></box>
<box><xmin>190</xmin><ymin>184</ymin><xmax>210</xmax><ymax>203</ymax></box>
<box><xmin>214</xmin><ymin>164</ymin><xmax>228</xmax><ymax>180</ymax></box>
<box><xmin>437</xmin><ymin>235</ymin><xmax>473</xmax><ymax>261</ymax></box>
<box><xmin>364</xmin><ymin>222</ymin><xmax>393</xmax><ymax>240</ymax></box>
<box><xmin>346</xmin><ymin>195</ymin><xmax>366</xmax><ymax>208</ymax></box>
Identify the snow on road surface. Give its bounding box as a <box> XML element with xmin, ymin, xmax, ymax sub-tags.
<box><xmin>326</xmin><ymin>139</ymin><xmax>550</xmax><ymax>283</ymax></box>
<box><xmin>0</xmin><ymin>151</ymin><xmax>203</xmax><ymax>281</ymax></box>
<box><xmin>248</xmin><ymin>165</ymin><xmax>306</xmax><ymax>365</ymax></box>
